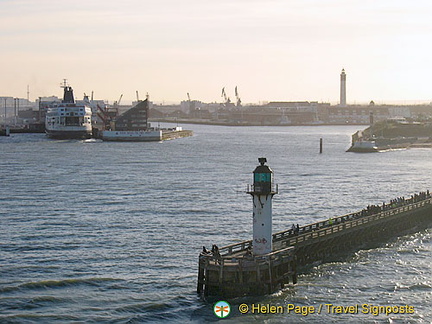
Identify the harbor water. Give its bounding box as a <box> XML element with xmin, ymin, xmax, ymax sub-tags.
<box><xmin>1</xmin><ymin>124</ymin><xmax>431</xmax><ymax>323</ymax></box>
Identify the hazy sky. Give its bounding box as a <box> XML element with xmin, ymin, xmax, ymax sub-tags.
<box><xmin>1</xmin><ymin>0</ymin><xmax>431</xmax><ymax>104</ymax></box>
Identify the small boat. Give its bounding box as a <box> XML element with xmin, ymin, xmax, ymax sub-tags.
<box><xmin>45</xmin><ymin>83</ymin><xmax>92</xmax><ymax>139</ymax></box>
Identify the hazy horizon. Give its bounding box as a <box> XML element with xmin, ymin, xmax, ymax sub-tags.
<box><xmin>1</xmin><ymin>0</ymin><xmax>432</xmax><ymax>105</ymax></box>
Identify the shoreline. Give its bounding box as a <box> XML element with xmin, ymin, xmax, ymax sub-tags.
<box><xmin>150</xmin><ymin>118</ymin><xmax>369</xmax><ymax>127</ymax></box>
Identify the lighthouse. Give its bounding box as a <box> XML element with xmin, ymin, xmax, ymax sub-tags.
<box><xmin>247</xmin><ymin>158</ymin><xmax>278</xmax><ymax>255</ymax></box>
<box><xmin>340</xmin><ymin>68</ymin><xmax>347</xmax><ymax>107</ymax></box>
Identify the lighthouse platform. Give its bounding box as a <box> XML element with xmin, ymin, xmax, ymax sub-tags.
<box><xmin>197</xmin><ymin>159</ymin><xmax>432</xmax><ymax>298</ymax></box>
<box><xmin>197</xmin><ymin>242</ymin><xmax>297</xmax><ymax>297</ymax></box>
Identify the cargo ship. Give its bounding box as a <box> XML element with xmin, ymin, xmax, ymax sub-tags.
<box><xmin>197</xmin><ymin>158</ymin><xmax>432</xmax><ymax>297</ymax></box>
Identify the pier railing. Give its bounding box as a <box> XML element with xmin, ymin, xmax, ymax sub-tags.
<box><xmin>218</xmin><ymin>240</ymin><xmax>252</xmax><ymax>256</ymax></box>
<box><xmin>200</xmin><ymin>243</ymin><xmax>295</xmax><ymax>267</ymax></box>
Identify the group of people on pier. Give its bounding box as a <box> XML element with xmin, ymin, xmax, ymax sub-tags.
<box><xmin>201</xmin><ymin>244</ymin><xmax>221</xmax><ymax>259</ymax></box>
<box><xmin>361</xmin><ymin>190</ymin><xmax>431</xmax><ymax>216</ymax></box>
<box><xmin>284</xmin><ymin>190</ymin><xmax>431</xmax><ymax>239</ymax></box>
<box><xmin>291</xmin><ymin>224</ymin><xmax>300</xmax><ymax>235</ymax></box>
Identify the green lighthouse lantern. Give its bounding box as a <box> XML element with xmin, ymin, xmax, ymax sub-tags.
<box><xmin>252</xmin><ymin>157</ymin><xmax>275</xmax><ymax>194</ymax></box>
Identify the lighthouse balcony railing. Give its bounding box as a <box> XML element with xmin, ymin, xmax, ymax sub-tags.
<box><xmin>246</xmin><ymin>184</ymin><xmax>278</xmax><ymax>194</ymax></box>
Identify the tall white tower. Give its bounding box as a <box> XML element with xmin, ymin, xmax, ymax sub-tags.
<box><xmin>247</xmin><ymin>158</ymin><xmax>278</xmax><ymax>255</ymax></box>
<box><xmin>340</xmin><ymin>68</ymin><xmax>347</xmax><ymax>107</ymax></box>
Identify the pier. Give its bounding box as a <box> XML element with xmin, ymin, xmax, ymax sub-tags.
<box><xmin>197</xmin><ymin>159</ymin><xmax>432</xmax><ymax>297</ymax></box>
<box><xmin>273</xmin><ymin>195</ymin><xmax>431</xmax><ymax>266</ymax></box>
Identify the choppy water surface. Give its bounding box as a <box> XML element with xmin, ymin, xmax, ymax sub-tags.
<box><xmin>1</xmin><ymin>124</ymin><xmax>431</xmax><ymax>323</ymax></box>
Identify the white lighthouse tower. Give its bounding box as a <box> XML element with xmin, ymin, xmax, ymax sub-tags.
<box><xmin>340</xmin><ymin>68</ymin><xmax>347</xmax><ymax>107</ymax></box>
<box><xmin>247</xmin><ymin>158</ymin><xmax>278</xmax><ymax>255</ymax></box>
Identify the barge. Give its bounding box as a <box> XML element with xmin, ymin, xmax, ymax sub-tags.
<box><xmin>197</xmin><ymin>158</ymin><xmax>432</xmax><ymax>297</ymax></box>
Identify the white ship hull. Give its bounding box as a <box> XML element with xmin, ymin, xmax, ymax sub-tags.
<box><xmin>45</xmin><ymin>125</ymin><xmax>92</xmax><ymax>139</ymax></box>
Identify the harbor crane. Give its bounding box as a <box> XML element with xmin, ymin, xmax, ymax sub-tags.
<box><xmin>113</xmin><ymin>94</ymin><xmax>123</xmax><ymax>107</ymax></box>
<box><xmin>235</xmin><ymin>86</ymin><xmax>242</xmax><ymax>107</ymax></box>
<box><xmin>187</xmin><ymin>92</ymin><xmax>195</xmax><ymax>114</ymax></box>
<box><xmin>221</xmin><ymin>87</ymin><xmax>231</xmax><ymax>106</ymax></box>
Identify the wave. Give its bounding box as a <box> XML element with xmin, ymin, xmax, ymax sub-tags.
<box><xmin>395</xmin><ymin>282</ymin><xmax>432</xmax><ymax>291</ymax></box>
<box><xmin>0</xmin><ymin>277</ymin><xmax>120</xmax><ymax>293</ymax></box>
<box><xmin>0</xmin><ymin>314</ymin><xmax>80</xmax><ymax>322</ymax></box>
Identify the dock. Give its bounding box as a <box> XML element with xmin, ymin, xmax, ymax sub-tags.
<box><xmin>97</xmin><ymin>98</ymin><xmax>193</xmax><ymax>142</ymax></box>
<box><xmin>197</xmin><ymin>159</ymin><xmax>432</xmax><ymax>297</ymax></box>
<box><xmin>99</xmin><ymin>128</ymin><xmax>193</xmax><ymax>141</ymax></box>
<box><xmin>161</xmin><ymin>129</ymin><xmax>193</xmax><ymax>141</ymax></box>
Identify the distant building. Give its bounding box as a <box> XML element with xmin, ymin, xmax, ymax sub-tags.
<box><xmin>217</xmin><ymin>101</ymin><xmax>330</xmax><ymax>125</ymax></box>
<box><xmin>114</xmin><ymin>99</ymin><xmax>149</xmax><ymax>131</ymax></box>
<box><xmin>1</xmin><ymin>97</ymin><xmax>35</xmax><ymax>122</ymax></box>
<box><xmin>325</xmin><ymin>104</ymin><xmax>414</xmax><ymax>124</ymax></box>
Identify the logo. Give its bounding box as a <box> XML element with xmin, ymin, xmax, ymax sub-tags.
<box><xmin>214</xmin><ymin>301</ymin><xmax>231</xmax><ymax>318</ymax></box>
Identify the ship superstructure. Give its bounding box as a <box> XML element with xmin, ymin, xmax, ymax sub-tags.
<box><xmin>45</xmin><ymin>82</ymin><xmax>92</xmax><ymax>139</ymax></box>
